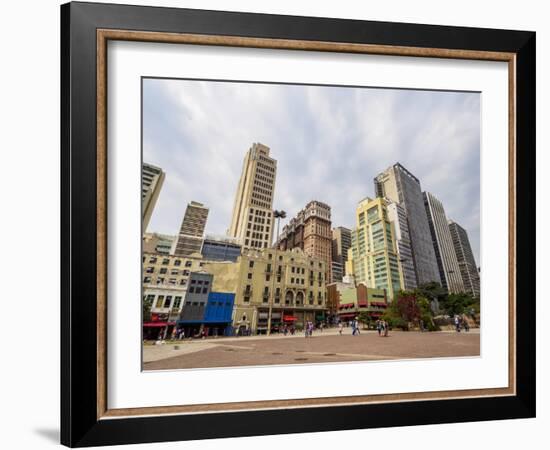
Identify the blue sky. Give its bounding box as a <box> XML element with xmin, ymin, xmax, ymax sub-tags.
<box><xmin>143</xmin><ymin>78</ymin><xmax>481</xmax><ymax>265</ymax></box>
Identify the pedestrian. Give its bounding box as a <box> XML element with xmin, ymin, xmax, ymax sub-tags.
<box><xmin>338</xmin><ymin>322</ymin><xmax>343</xmax><ymax>335</ymax></box>
<box><xmin>384</xmin><ymin>320</ymin><xmax>389</xmax><ymax>337</ymax></box>
<box><xmin>454</xmin><ymin>315</ymin><xmax>461</xmax><ymax>332</ymax></box>
<box><xmin>376</xmin><ymin>319</ymin><xmax>381</xmax><ymax>336</ymax></box>
<box><xmin>463</xmin><ymin>316</ymin><xmax>470</xmax><ymax>332</ymax></box>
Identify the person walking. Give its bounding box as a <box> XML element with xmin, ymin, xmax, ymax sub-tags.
<box><xmin>454</xmin><ymin>315</ymin><xmax>461</xmax><ymax>332</ymax></box>
<box><xmin>338</xmin><ymin>322</ymin><xmax>343</xmax><ymax>335</ymax></box>
<box><xmin>376</xmin><ymin>319</ymin><xmax>381</xmax><ymax>336</ymax></box>
<box><xmin>463</xmin><ymin>315</ymin><xmax>470</xmax><ymax>332</ymax></box>
<box><xmin>383</xmin><ymin>320</ymin><xmax>389</xmax><ymax>337</ymax></box>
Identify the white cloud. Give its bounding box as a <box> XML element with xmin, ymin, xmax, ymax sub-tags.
<box><xmin>144</xmin><ymin>79</ymin><xmax>481</xmax><ymax>264</ymax></box>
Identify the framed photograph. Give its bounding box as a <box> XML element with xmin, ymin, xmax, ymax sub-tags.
<box><xmin>61</xmin><ymin>1</ymin><xmax>535</xmax><ymax>447</ymax></box>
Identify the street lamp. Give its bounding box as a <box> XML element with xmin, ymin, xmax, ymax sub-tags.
<box><xmin>267</xmin><ymin>210</ymin><xmax>286</xmax><ymax>336</ymax></box>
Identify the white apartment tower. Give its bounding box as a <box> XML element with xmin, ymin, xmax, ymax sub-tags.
<box><xmin>228</xmin><ymin>143</ymin><xmax>277</xmax><ymax>250</ymax></box>
<box><xmin>142</xmin><ymin>163</ymin><xmax>165</xmax><ymax>231</ymax></box>
<box><xmin>423</xmin><ymin>192</ymin><xmax>465</xmax><ymax>294</ymax></box>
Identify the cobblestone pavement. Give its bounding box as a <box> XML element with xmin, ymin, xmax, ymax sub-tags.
<box><xmin>143</xmin><ymin>330</ymin><xmax>480</xmax><ymax>370</ymax></box>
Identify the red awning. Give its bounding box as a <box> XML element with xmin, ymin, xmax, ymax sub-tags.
<box><xmin>143</xmin><ymin>322</ymin><xmax>175</xmax><ymax>328</ymax></box>
<box><xmin>358</xmin><ymin>301</ymin><xmax>368</xmax><ymax>307</ymax></box>
<box><xmin>283</xmin><ymin>316</ymin><xmax>298</xmax><ymax>322</ymax></box>
<box><xmin>339</xmin><ymin>313</ymin><xmax>357</xmax><ymax>319</ymax></box>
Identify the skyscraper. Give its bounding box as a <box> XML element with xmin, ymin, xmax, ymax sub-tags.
<box><xmin>423</xmin><ymin>192</ymin><xmax>465</xmax><ymax>294</ymax></box>
<box><xmin>332</xmin><ymin>226</ymin><xmax>352</xmax><ymax>282</ymax></box>
<box><xmin>374</xmin><ymin>163</ymin><xmax>441</xmax><ymax>286</ymax></box>
<box><xmin>277</xmin><ymin>201</ymin><xmax>333</xmax><ymax>283</ymax></box>
<box><xmin>448</xmin><ymin>220</ymin><xmax>480</xmax><ymax>298</ymax></box>
<box><xmin>345</xmin><ymin>197</ymin><xmax>403</xmax><ymax>301</ymax></box>
<box><xmin>386</xmin><ymin>202</ymin><xmax>417</xmax><ymax>290</ymax></box>
<box><xmin>142</xmin><ymin>163</ymin><xmax>165</xmax><ymax>231</ymax></box>
<box><xmin>174</xmin><ymin>201</ymin><xmax>209</xmax><ymax>256</ymax></box>
<box><xmin>228</xmin><ymin>143</ymin><xmax>277</xmax><ymax>250</ymax></box>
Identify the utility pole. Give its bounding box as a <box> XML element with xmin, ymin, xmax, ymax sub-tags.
<box><xmin>267</xmin><ymin>210</ymin><xmax>286</xmax><ymax>336</ymax></box>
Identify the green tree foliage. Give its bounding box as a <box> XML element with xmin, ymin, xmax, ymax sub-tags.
<box><xmin>440</xmin><ymin>293</ymin><xmax>478</xmax><ymax>317</ymax></box>
<box><xmin>143</xmin><ymin>296</ymin><xmax>153</xmax><ymax>322</ymax></box>
<box><xmin>357</xmin><ymin>312</ymin><xmax>372</xmax><ymax>329</ymax></box>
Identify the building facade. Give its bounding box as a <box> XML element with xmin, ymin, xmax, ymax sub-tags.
<box><xmin>174</xmin><ymin>201</ymin><xmax>209</xmax><ymax>256</ymax></box>
<box><xmin>336</xmin><ymin>283</ymin><xmax>388</xmax><ymax>323</ymax></box>
<box><xmin>331</xmin><ymin>226</ymin><xmax>352</xmax><ymax>282</ymax></box>
<box><xmin>374</xmin><ymin>163</ymin><xmax>441</xmax><ymax>286</ymax></box>
<box><xmin>200</xmin><ymin>234</ymin><xmax>242</xmax><ymax>262</ymax></box>
<box><xmin>204</xmin><ymin>248</ymin><xmax>327</xmax><ymax>334</ymax></box>
<box><xmin>386</xmin><ymin>202</ymin><xmax>417</xmax><ymax>290</ymax></box>
<box><xmin>276</xmin><ymin>200</ymin><xmax>333</xmax><ymax>283</ymax></box>
<box><xmin>143</xmin><ymin>232</ymin><xmax>176</xmax><ymax>255</ymax></box>
<box><xmin>228</xmin><ymin>143</ymin><xmax>277</xmax><ymax>250</ymax></box>
<box><xmin>448</xmin><ymin>220</ymin><xmax>480</xmax><ymax>298</ymax></box>
<box><xmin>423</xmin><ymin>192</ymin><xmax>465</xmax><ymax>294</ymax></box>
<box><xmin>142</xmin><ymin>163</ymin><xmax>165</xmax><ymax>231</ymax></box>
<box><xmin>345</xmin><ymin>197</ymin><xmax>404</xmax><ymax>301</ymax></box>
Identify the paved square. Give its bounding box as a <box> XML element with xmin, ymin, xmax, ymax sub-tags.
<box><xmin>143</xmin><ymin>329</ymin><xmax>480</xmax><ymax>370</ymax></box>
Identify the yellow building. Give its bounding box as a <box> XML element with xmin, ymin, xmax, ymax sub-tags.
<box><xmin>346</xmin><ymin>197</ymin><xmax>404</xmax><ymax>301</ymax></box>
<box><xmin>204</xmin><ymin>247</ymin><xmax>327</xmax><ymax>334</ymax></box>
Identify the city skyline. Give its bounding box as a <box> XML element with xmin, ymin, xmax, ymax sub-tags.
<box><xmin>143</xmin><ymin>78</ymin><xmax>480</xmax><ymax>264</ymax></box>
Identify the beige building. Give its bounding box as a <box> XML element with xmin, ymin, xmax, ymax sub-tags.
<box><xmin>142</xmin><ymin>252</ymin><xmax>208</xmax><ymax>337</ymax></box>
<box><xmin>276</xmin><ymin>201</ymin><xmax>333</xmax><ymax>283</ymax></box>
<box><xmin>346</xmin><ymin>197</ymin><xmax>404</xmax><ymax>301</ymax></box>
<box><xmin>228</xmin><ymin>143</ymin><xmax>277</xmax><ymax>250</ymax></box>
<box><xmin>204</xmin><ymin>247</ymin><xmax>327</xmax><ymax>334</ymax></box>
<box><xmin>174</xmin><ymin>201</ymin><xmax>209</xmax><ymax>256</ymax></box>
<box><xmin>142</xmin><ymin>163</ymin><xmax>165</xmax><ymax>231</ymax></box>
<box><xmin>143</xmin><ymin>232</ymin><xmax>176</xmax><ymax>255</ymax></box>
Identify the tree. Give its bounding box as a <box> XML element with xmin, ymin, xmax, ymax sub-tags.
<box><xmin>440</xmin><ymin>293</ymin><xmax>472</xmax><ymax>317</ymax></box>
<box><xmin>357</xmin><ymin>312</ymin><xmax>372</xmax><ymax>329</ymax></box>
<box><xmin>143</xmin><ymin>296</ymin><xmax>153</xmax><ymax>322</ymax></box>
<box><xmin>396</xmin><ymin>295</ymin><xmax>421</xmax><ymax>324</ymax></box>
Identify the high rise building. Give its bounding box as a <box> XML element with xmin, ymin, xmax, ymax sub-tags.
<box><xmin>331</xmin><ymin>226</ymin><xmax>352</xmax><ymax>282</ymax></box>
<box><xmin>142</xmin><ymin>163</ymin><xmax>165</xmax><ymax>231</ymax></box>
<box><xmin>174</xmin><ymin>201</ymin><xmax>209</xmax><ymax>256</ymax></box>
<box><xmin>276</xmin><ymin>201</ymin><xmax>333</xmax><ymax>283</ymax></box>
<box><xmin>386</xmin><ymin>202</ymin><xmax>417</xmax><ymax>290</ymax></box>
<box><xmin>228</xmin><ymin>143</ymin><xmax>277</xmax><ymax>250</ymax></box>
<box><xmin>423</xmin><ymin>192</ymin><xmax>465</xmax><ymax>294</ymax></box>
<box><xmin>345</xmin><ymin>197</ymin><xmax>403</xmax><ymax>301</ymax></box>
<box><xmin>374</xmin><ymin>163</ymin><xmax>441</xmax><ymax>286</ymax></box>
<box><xmin>448</xmin><ymin>220</ymin><xmax>480</xmax><ymax>298</ymax></box>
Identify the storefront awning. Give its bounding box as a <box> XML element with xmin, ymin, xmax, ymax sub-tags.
<box><xmin>283</xmin><ymin>316</ymin><xmax>298</xmax><ymax>321</ymax></box>
<box><xmin>143</xmin><ymin>322</ymin><xmax>175</xmax><ymax>328</ymax></box>
<box><xmin>339</xmin><ymin>313</ymin><xmax>357</xmax><ymax>319</ymax></box>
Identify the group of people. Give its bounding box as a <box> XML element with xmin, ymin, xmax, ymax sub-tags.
<box><xmin>376</xmin><ymin>319</ymin><xmax>390</xmax><ymax>337</ymax></box>
<box><xmin>454</xmin><ymin>315</ymin><xmax>470</xmax><ymax>332</ymax></box>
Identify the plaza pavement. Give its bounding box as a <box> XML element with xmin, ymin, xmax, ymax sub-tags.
<box><xmin>143</xmin><ymin>328</ymin><xmax>480</xmax><ymax>370</ymax></box>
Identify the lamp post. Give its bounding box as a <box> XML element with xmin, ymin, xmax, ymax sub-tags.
<box><xmin>267</xmin><ymin>210</ymin><xmax>286</xmax><ymax>336</ymax></box>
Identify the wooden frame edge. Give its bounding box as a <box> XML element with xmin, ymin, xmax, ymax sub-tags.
<box><xmin>95</xmin><ymin>28</ymin><xmax>517</xmax><ymax>420</ymax></box>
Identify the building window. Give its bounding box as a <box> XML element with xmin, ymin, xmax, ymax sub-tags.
<box><xmin>183</xmin><ymin>270</ymin><xmax>190</xmax><ymax>276</ymax></box>
<box><xmin>162</xmin><ymin>258</ymin><xmax>170</xmax><ymax>265</ymax></box>
<box><xmin>249</xmin><ymin>260</ymin><xmax>254</xmax><ymax>268</ymax></box>
<box><xmin>155</xmin><ymin>295</ymin><xmax>165</xmax><ymax>308</ymax></box>
<box><xmin>143</xmin><ymin>276</ymin><xmax>151</xmax><ymax>283</ymax></box>
<box><xmin>189</xmin><ymin>287</ymin><xmax>195</xmax><ymax>293</ymax></box>
<box><xmin>248</xmin><ymin>273</ymin><xmax>253</xmax><ymax>279</ymax></box>
<box><xmin>202</xmin><ymin>287</ymin><xmax>208</xmax><ymax>294</ymax></box>
<box><xmin>185</xmin><ymin>261</ymin><xmax>192</xmax><ymax>267</ymax></box>
<box><xmin>266</xmin><ymin>275</ymin><xmax>270</xmax><ymax>282</ymax></box>
<box><xmin>169</xmin><ymin>278</ymin><xmax>177</xmax><ymax>285</ymax></box>
<box><xmin>174</xmin><ymin>260</ymin><xmax>181</xmax><ymax>266</ymax></box>
<box><xmin>159</xmin><ymin>268</ymin><xmax>167</xmax><ymax>274</ymax></box>
<box><xmin>146</xmin><ymin>267</ymin><xmax>154</xmax><ymax>273</ymax></box>
<box><xmin>149</xmin><ymin>257</ymin><xmax>157</xmax><ymax>263</ymax></box>
<box><xmin>173</xmin><ymin>297</ymin><xmax>182</xmax><ymax>309</ymax></box>
<box><xmin>164</xmin><ymin>296</ymin><xmax>172</xmax><ymax>308</ymax></box>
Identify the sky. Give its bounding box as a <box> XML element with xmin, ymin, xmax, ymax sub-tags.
<box><xmin>143</xmin><ymin>78</ymin><xmax>481</xmax><ymax>265</ymax></box>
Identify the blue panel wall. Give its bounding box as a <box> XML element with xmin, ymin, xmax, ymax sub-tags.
<box><xmin>204</xmin><ymin>292</ymin><xmax>235</xmax><ymax>323</ymax></box>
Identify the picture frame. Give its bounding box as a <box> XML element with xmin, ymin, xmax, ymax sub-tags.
<box><xmin>60</xmin><ymin>1</ymin><xmax>535</xmax><ymax>447</ymax></box>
